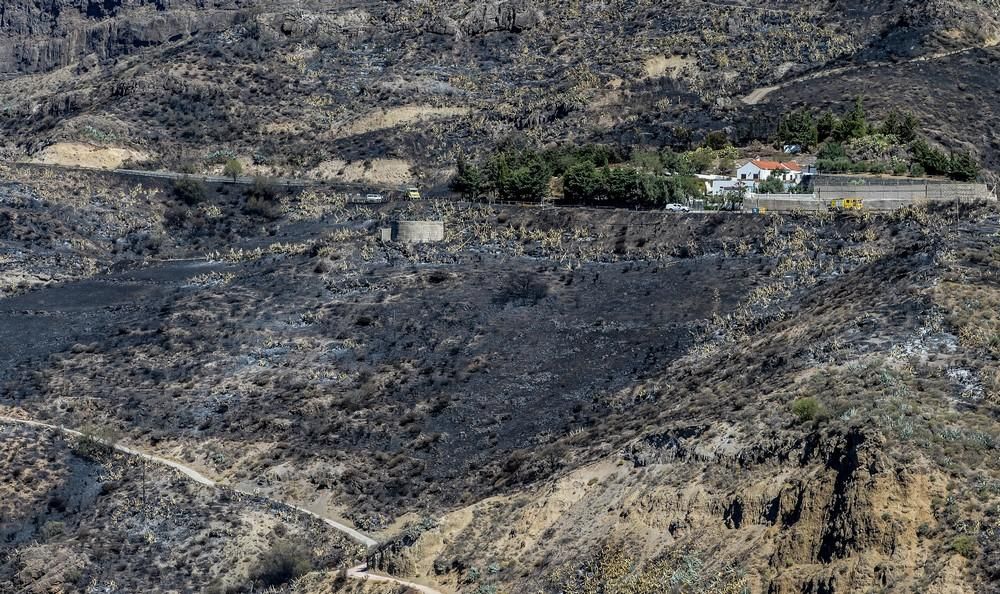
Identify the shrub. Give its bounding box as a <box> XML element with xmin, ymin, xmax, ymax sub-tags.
<box><xmin>243</xmin><ymin>177</ymin><xmax>281</xmax><ymax>219</ymax></box>
<box><xmin>173</xmin><ymin>178</ymin><xmax>207</xmax><ymax>205</ymax></box>
<box><xmin>223</xmin><ymin>158</ymin><xmax>243</xmax><ymax>181</ymax></box>
<box><xmin>817</xmin><ymin>142</ymin><xmax>847</xmax><ymax>161</ymax></box>
<box><xmin>251</xmin><ymin>541</ymin><xmax>313</xmax><ymax>587</ymax></box>
<box><xmin>816</xmin><ymin>157</ymin><xmax>852</xmax><ymax>173</ymax></box>
<box><xmin>41</xmin><ymin>520</ymin><xmax>65</xmax><ymax>540</ymax></box>
<box><xmin>790</xmin><ymin>397</ymin><xmax>823</xmax><ymax>423</ymax></box>
<box><xmin>951</xmin><ymin>535</ymin><xmax>976</xmax><ymax>559</ymax></box>
<box><xmin>702</xmin><ymin>130</ymin><xmax>730</xmax><ymax>150</ymax></box>
<box><xmin>756</xmin><ymin>176</ymin><xmax>786</xmax><ymax>194</ymax></box>
<box><xmin>866</xmin><ymin>161</ymin><xmax>888</xmax><ymax>175</ymax></box>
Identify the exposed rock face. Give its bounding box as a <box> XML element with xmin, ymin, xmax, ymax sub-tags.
<box><xmin>460</xmin><ymin>0</ymin><xmax>542</xmax><ymax>35</ymax></box>
<box><xmin>0</xmin><ymin>0</ymin><xmax>240</xmax><ymax>72</ymax></box>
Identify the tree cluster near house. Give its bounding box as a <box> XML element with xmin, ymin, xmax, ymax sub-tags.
<box><xmin>777</xmin><ymin>98</ymin><xmax>980</xmax><ymax>181</ymax></box>
<box><xmin>450</xmin><ymin>98</ymin><xmax>983</xmax><ymax>210</ymax></box>
<box><xmin>451</xmin><ymin>144</ymin><xmax>720</xmax><ymax>207</ymax></box>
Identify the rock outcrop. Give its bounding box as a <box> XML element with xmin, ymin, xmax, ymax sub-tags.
<box><xmin>0</xmin><ymin>0</ymin><xmax>240</xmax><ymax>72</ymax></box>
<box><xmin>460</xmin><ymin>0</ymin><xmax>542</xmax><ymax>35</ymax></box>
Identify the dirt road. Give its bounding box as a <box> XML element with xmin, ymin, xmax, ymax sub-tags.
<box><xmin>741</xmin><ymin>40</ymin><xmax>999</xmax><ymax>105</ymax></box>
<box><xmin>347</xmin><ymin>565</ymin><xmax>445</xmax><ymax>594</ymax></box>
<box><xmin>0</xmin><ymin>414</ymin><xmax>447</xmax><ymax>593</ymax></box>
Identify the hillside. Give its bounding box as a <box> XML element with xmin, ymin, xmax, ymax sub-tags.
<box><xmin>1</xmin><ymin>0</ymin><xmax>999</xmax><ymax>177</ymax></box>
<box><xmin>0</xmin><ymin>421</ymin><xmax>362</xmax><ymax>593</ymax></box>
<box><xmin>2</xmin><ymin>2</ymin><xmax>1000</xmax><ymax>592</ymax></box>
<box><xmin>1</xmin><ymin>166</ymin><xmax>999</xmax><ymax>592</ymax></box>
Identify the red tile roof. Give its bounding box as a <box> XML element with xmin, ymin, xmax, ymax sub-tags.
<box><xmin>751</xmin><ymin>159</ymin><xmax>802</xmax><ymax>172</ymax></box>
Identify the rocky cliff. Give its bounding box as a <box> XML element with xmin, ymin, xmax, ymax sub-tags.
<box><xmin>0</xmin><ymin>0</ymin><xmax>241</xmax><ymax>72</ymax></box>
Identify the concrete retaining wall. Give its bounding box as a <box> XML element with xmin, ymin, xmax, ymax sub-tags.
<box><xmin>744</xmin><ymin>182</ymin><xmax>993</xmax><ymax>212</ymax></box>
<box><xmin>382</xmin><ymin>220</ymin><xmax>445</xmax><ymax>243</ymax></box>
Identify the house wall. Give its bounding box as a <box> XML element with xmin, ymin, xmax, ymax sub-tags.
<box><xmin>736</xmin><ymin>163</ymin><xmax>767</xmax><ymax>182</ymax></box>
<box><xmin>710</xmin><ymin>179</ymin><xmax>745</xmax><ymax>195</ymax></box>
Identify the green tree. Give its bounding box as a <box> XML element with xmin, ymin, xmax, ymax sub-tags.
<box><xmin>450</xmin><ymin>154</ymin><xmax>486</xmax><ymax>199</ymax></box>
<box><xmin>777</xmin><ymin>109</ymin><xmax>819</xmax><ymax>149</ymax></box>
<box><xmin>562</xmin><ymin>161</ymin><xmax>603</xmax><ymax>204</ymax></box>
<box><xmin>702</xmin><ymin>130</ymin><xmax>730</xmax><ymax>150</ymax></box>
<box><xmin>666</xmin><ymin>175</ymin><xmax>706</xmax><ymax>203</ymax></box>
<box><xmin>817</xmin><ymin>111</ymin><xmax>839</xmax><ymax>142</ymax></box>
<box><xmin>879</xmin><ymin>109</ymin><xmax>920</xmax><ymax>143</ymax></box>
<box><xmin>833</xmin><ymin>97</ymin><xmax>868</xmax><ymax>142</ymax></box>
<box><xmin>948</xmin><ymin>151</ymin><xmax>980</xmax><ymax>182</ymax></box>
<box><xmin>486</xmin><ymin>150</ymin><xmax>552</xmax><ymax>202</ymax></box>
<box><xmin>223</xmin><ymin>158</ymin><xmax>243</xmax><ymax>181</ymax></box>
<box><xmin>911</xmin><ymin>139</ymin><xmax>951</xmax><ymax>176</ymax></box>
<box><xmin>661</xmin><ymin>149</ymin><xmax>693</xmax><ymax>175</ymax></box>
<box><xmin>630</xmin><ymin>150</ymin><xmax>663</xmax><ymax>173</ymax></box>
<box><xmin>684</xmin><ymin>147</ymin><xmax>715</xmax><ymax>174</ymax></box>
<box><xmin>756</xmin><ymin>175</ymin><xmax>787</xmax><ymax>194</ymax></box>
<box><xmin>817</xmin><ymin>142</ymin><xmax>847</xmax><ymax>160</ymax></box>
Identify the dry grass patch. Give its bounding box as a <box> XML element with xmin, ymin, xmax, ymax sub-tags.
<box><xmin>29</xmin><ymin>142</ymin><xmax>150</xmax><ymax>170</ymax></box>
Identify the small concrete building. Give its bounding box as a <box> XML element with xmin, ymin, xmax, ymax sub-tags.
<box><xmin>379</xmin><ymin>220</ymin><xmax>445</xmax><ymax>243</ymax></box>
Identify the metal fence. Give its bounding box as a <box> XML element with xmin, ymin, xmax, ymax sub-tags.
<box><xmin>744</xmin><ymin>182</ymin><xmax>994</xmax><ymax>212</ymax></box>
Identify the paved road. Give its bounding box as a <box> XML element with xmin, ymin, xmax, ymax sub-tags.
<box><xmin>0</xmin><ymin>414</ymin><xmax>447</xmax><ymax>593</ymax></box>
<box><xmin>16</xmin><ymin>161</ymin><xmax>314</xmax><ymax>187</ymax></box>
<box><xmin>12</xmin><ymin>161</ymin><xmax>396</xmax><ymax>193</ymax></box>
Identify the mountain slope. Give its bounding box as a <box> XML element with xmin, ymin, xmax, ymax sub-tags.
<box><xmin>1</xmin><ymin>0</ymin><xmax>998</xmax><ymax>174</ymax></box>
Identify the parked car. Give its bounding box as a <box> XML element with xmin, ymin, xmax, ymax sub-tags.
<box><xmin>665</xmin><ymin>203</ymin><xmax>690</xmax><ymax>212</ymax></box>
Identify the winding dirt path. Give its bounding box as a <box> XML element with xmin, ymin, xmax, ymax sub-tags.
<box><xmin>741</xmin><ymin>40</ymin><xmax>1000</xmax><ymax>105</ymax></box>
<box><xmin>0</xmin><ymin>414</ymin><xmax>447</xmax><ymax>593</ymax></box>
<box><xmin>347</xmin><ymin>565</ymin><xmax>445</xmax><ymax>594</ymax></box>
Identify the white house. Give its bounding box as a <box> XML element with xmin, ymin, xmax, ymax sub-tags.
<box><xmin>736</xmin><ymin>159</ymin><xmax>804</xmax><ymax>190</ymax></box>
<box><xmin>693</xmin><ymin>174</ymin><xmax>744</xmax><ymax>196</ymax></box>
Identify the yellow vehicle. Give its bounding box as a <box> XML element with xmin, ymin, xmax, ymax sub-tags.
<box><xmin>829</xmin><ymin>198</ymin><xmax>864</xmax><ymax>211</ymax></box>
<box><xmin>405</xmin><ymin>187</ymin><xmax>422</xmax><ymax>200</ymax></box>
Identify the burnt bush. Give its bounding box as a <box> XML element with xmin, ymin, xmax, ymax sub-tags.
<box><xmin>250</xmin><ymin>541</ymin><xmax>313</xmax><ymax>587</ymax></box>
<box><xmin>172</xmin><ymin>178</ymin><xmax>207</xmax><ymax>205</ymax></box>
<box><xmin>243</xmin><ymin>177</ymin><xmax>281</xmax><ymax>219</ymax></box>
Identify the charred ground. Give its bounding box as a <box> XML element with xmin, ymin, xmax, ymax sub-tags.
<box><xmin>2</xmin><ymin>168</ymin><xmax>999</xmax><ymax>592</ymax></box>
